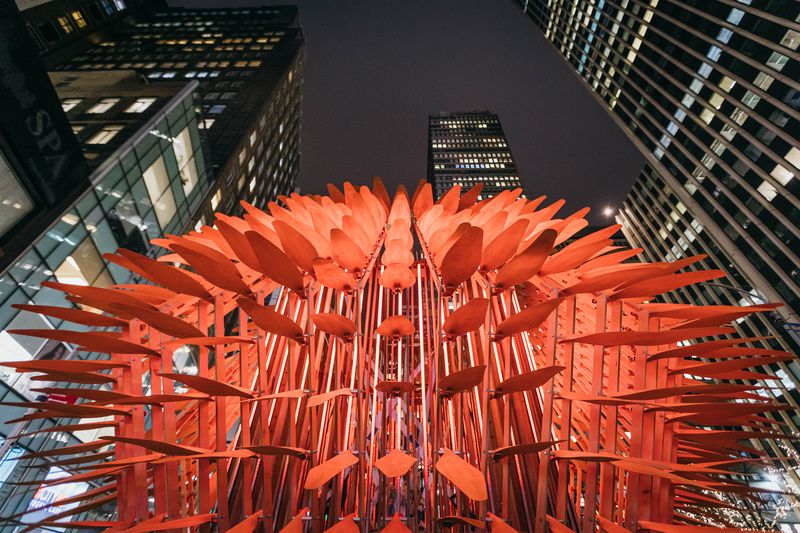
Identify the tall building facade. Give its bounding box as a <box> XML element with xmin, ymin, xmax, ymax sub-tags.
<box><xmin>0</xmin><ymin>1</ymin><xmax>304</xmax><ymax>524</ymax></box>
<box><xmin>26</xmin><ymin>1</ymin><xmax>305</xmax><ymax>223</ymax></box>
<box><xmin>427</xmin><ymin>111</ymin><xmax>524</xmax><ymax>199</ymax></box>
<box><xmin>514</xmin><ymin>0</ymin><xmax>800</xmax><ymax>497</ymax></box>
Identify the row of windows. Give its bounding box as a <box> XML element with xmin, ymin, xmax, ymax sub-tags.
<box><xmin>62</xmin><ymin>96</ymin><xmax>156</xmax><ymax>115</ymax></box>
<box><xmin>33</xmin><ymin>0</ymin><xmax>126</xmax><ymax>44</ymax></box>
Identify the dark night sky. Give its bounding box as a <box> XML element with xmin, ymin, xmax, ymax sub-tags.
<box><xmin>174</xmin><ymin>0</ymin><xmax>645</xmax><ymax>224</ymax></box>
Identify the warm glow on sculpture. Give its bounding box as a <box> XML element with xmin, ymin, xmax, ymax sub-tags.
<box><xmin>4</xmin><ymin>180</ymin><xmax>791</xmax><ymax>532</ymax></box>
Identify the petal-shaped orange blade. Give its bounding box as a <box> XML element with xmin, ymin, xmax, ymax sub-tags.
<box><xmin>493</xmin><ymin>298</ymin><xmax>562</xmax><ymax>341</ymax></box>
<box><xmin>480</xmin><ymin>219</ymin><xmax>530</xmax><ymax>272</ymax></box>
<box><xmin>439</xmin><ymin>365</ymin><xmax>486</xmax><ymax>396</ymax></box>
<box><xmin>379</xmin><ymin>264</ymin><xmax>416</xmax><ymax>291</ymax></box>
<box><xmin>117</xmin><ymin>513</ymin><xmax>217</xmax><ymax>533</ymax></box>
<box><xmin>158</xmin><ymin>372</ymin><xmax>254</xmax><ymax>398</ymax></box>
<box><xmin>313</xmin><ymin>259</ymin><xmax>357</xmax><ymax>292</ymax></box>
<box><xmin>376</xmin><ymin>380</ymin><xmax>415</xmax><ymax>396</ymax></box>
<box><xmin>151</xmin><ymin>449</ymin><xmax>256</xmax><ymax>464</ymax></box>
<box><xmin>440</xmin><ymin>226</ymin><xmax>482</xmax><ymax>292</ymax></box>
<box><xmin>563</xmin><ymin>327</ymin><xmax>735</xmax><ymax>346</ymax></box>
<box><xmin>7</xmin><ymin>329</ymin><xmax>158</xmax><ymax>356</ymax></box>
<box><xmin>277</xmin><ymin>507</ymin><xmax>310</xmax><ymax>533</ymax></box>
<box><xmin>330</xmin><ymin>228</ymin><xmax>367</xmax><ymax>273</ymax></box>
<box><xmin>610</xmin><ymin>270</ymin><xmax>726</xmax><ymax>300</ymax></box>
<box><xmin>381</xmin><ymin>242</ymin><xmax>415</xmax><ymax>267</ymax></box>
<box><xmin>380</xmin><ymin>514</ymin><xmax>412</xmax><ymax>533</ymax></box>
<box><xmin>12</xmin><ymin>304</ymin><xmax>126</xmax><ymax>328</ymax></box>
<box><xmin>237</xmin><ymin>296</ymin><xmax>305</xmax><ymax>343</ymax></box>
<box><xmin>304</xmin><ymin>450</ymin><xmax>358</xmax><ymax>489</ymax></box>
<box><xmin>2</xmin><ymin>359</ymin><xmax>127</xmax><ymax>373</ymax></box>
<box><xmin>596</xmin><ymin>516</ymin><xmax>633</xmax><ymax>533</ymax></box>
<box><xmin>313</xmin><ymin>313</ymin><xmax>356</xmax><ymax>341</ymax></box>
<box><xmin>490</xmin><ymin>440</ymin><xmax>561</xmax><ymax>459</ymax></box>
<box><xmin>458</xmin><ymin>183</ymin><xmax>483</xmax><ymax>211</ymax></box>
<box><xmin>442</xmin><ymin>298</ymin><xmax>489</xmax><ymax>338</ymax></box>
<box><xmin>215</xmin><ymin>218</ymin><xmax>262</xmax><ymax>272</ymax></box>
<box><xmin>1</xmin><ymin>401</ymin><xmax>128</xmax><ymax>418</ymax></box>
<box><xmin>111</xmin><ymin>392</ymin><xmax>210</xmax><ymax>405</ymax></box>
<box><xmin>539</xmin><ymin>239</ymin><xmax>612</xmax><ymax>276</ymax></box>
<box><xmin>435</xmin><ymin>448</ymin><xmax>488</xmax><ymax>501</ymax></box>
<box><xmin>246</xmin><ymin>389</ymin><xmax>306</xmax><ymax>402</ymax></box>
<box><xmin>488</xmin><ymin>513</ymin><xmax>521</xmax><ymax>533</ymax></box>
<box><xmin>376</xmin><ymin>315</ymin><xmax>414</xmax><ymax>337</ymax></box>
<box><xmin>437</xmin><ymin>184</ymin><xmax>461</xmax><ymax>214</ymax></box>
<box><xmin>102</xmin><ymin>435</ymin><xmax>210</xmax><ymax>456</ymax></box>
<box><xmin>546</xmin><ymin>515</ymin><xmax>576</xmax><ymax>533</ymax></box>
<box><xmin>29</xmin><ymin>370</ymin><xmax>116</xmax><ymax>385</ymax></box>
<box><xmin>562</xmin><ymin>266</ymin><xmax>664</xmax><ymax>295</ymax></box>
<box><xmin>307</xmin><ymin>387</ymin><xmax>352</xmax><ymax>408</ymax></box>
<box><xmin>227</xmin><ymin>511</ymin><xmax>264</xmax><ymax>533</ymax></box>
<box><xmin>494</xmin><ymin>229</ymin><xmax>557</xmax><ymax>291</ymax></box>
<box><xmin>493</xmin><ymin>366</ymin><xmax>565</xmax><ymax>398</ymax></box>
<box><xmin>245</xmin><ymin>231</ymin><xmax>305</xmax><ymax>292</ymax></box>
<box><xmin>374</xmin><ymin>449</ymin><xmax>417</xmax><ymax>478</ymax></box>
<box><xmin>273</xmin><ymin>220</ymin><xmax>321</xmax><ymax>273</ymax></box>
<box><xmin>245</xmin><ymin>445</ymin><xmax>307</xmax><ymax>459</ymax></box>
<box><xmin>411</xmin><ymin>181</ymin><xmax>433</xmax><ymax>219</ymax></box>
<box><xmin>106</xmin><ymin>303</ymin><xmax>205</xmax><ymax>339</ymax></box>
<box><xmin>171</xmin><ymin>243</ymin><xmax>251</xmax><ymax>295</ymax></box>
<box><xmin>324</xmin><ymin>514</ymin><xmax>359</xmax><ymax>533</ymax></box>
<box><xmin>165</xmin><ymin>336</ymin><xmax>254</xmax><ymax>346</ymax></box>
<box><xmin>18</xmin><ymin>440</ymin><xmax>109</xmax><ymax>460</ymax></box>
<box><xmin>115</xmin><ymin>249</ymin><xmax>211</xmax><ymax>300</ymax></box>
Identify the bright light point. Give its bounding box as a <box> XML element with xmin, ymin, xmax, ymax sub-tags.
<box><xmin>603</xmin><ymin>206</ymin><xmax>615</xmax><ymax>217</ymax></box>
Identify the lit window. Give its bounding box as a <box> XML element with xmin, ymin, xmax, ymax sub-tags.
<box><xmin>87</xmin><ymin>98</ymin><xmax>120</xmax><ymax>114</ymax></box>
<box><xmin>71</xmin><ymin>10</ymin><xmax>87</xmax><ymax>29</ymax></box>
<box><xmin>173</xmin><ymin>127</ymin><xmax>198</xmax><ymax>195</ymax></box>
<box><xmin>143</xmin><ymin>157</ymin><xmax>177</xmax><ymax>227</ymax></box>
<box><xmin>727</xmin><ymin>8</ymin><xmax>744</xmax><ymax>25</ymax></box>
<box><xmin>57</xmin><ymin>16</ymin><xmax>74</xmax><ymax>34</ymax></box>
<box><xmin>125</xmin><ymin>97</ymin><xmax>156</xmax><ymax>113</ymax></box>
<box><xmin>709</xmin><ymin>93</ymin><xmax>724</xmax><ymax>109</ymax></box>
<box><xmin>211</xmin><ymin>190</ymin><xmax>222</xmax><ymax>210</ymax></box>
<box><xmin>753</xmin><ymin>72</ymin><xmax>773</xmax><ymax>91</ymax></box>
<box><xmin>201</xmin><ymin>119</ymin><xmax>215</xmax><ymax>129</ymax></box>
<box><xmin>756</xmin><ymin>181</ymin><xmax>777</xmax><ymax>201</ymax></box>
<box><xmin>61</xmin><ymin>98</ymin><xmax>82</xmax><ymax>112</ymax></box>
<box><xmin>770</xmin><ymin>164</ymin><xmax>793</xmax><ymax>186</ymax></box>
<box><xmin>780</xmin><ymin>30</ymin><xmax>800</xmax><ymax>51</ymax></box>
<box><xmin>718</xmin><ymin>76</ymin><xmax>735</xmax><ymax>92</ymax></box>
<box><xmin>55</xmin><ymin>237</ymin><xmax>113</xmax><ymax>289</ymax></box>
<box><xmin>86</xmin><ymin>124</ymin><xmax>123</xmax><ymax>144</ymax></box>
<box><xmin>113</xmin><ymin>0</ymin><xmax>126</xmax><ymax>10</ymax></box>
<box><xmin>208</xmin><ymin>105</ymin><xmax>225</xmax><ymax>114</ymax></box>
<box><xmin>766</xmin><ymin>51</ymin><xmax>788</xmax><ymax>72</ymax></box>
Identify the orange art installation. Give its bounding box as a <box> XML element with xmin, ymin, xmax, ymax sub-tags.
<box><xmin>3</xmin><ymin>180</ymin><xmax>793</xmax><ymax>532</ymax></box>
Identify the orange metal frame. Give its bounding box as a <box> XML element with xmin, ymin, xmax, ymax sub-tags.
<box><xmin>4</xmin><ymin>181</ymin><xmax>790</xmax><ymax>532</ymax></box>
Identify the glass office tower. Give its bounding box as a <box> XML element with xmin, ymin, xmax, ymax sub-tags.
<box><xmin>514</xmin><ymin>0</ymin><xmax>800</xmax><ymax>509</ymax></box>
<box><xmin>427</xmin><ymin>111</ymin><xmax>524</xmax><ymax>199</ymax></box>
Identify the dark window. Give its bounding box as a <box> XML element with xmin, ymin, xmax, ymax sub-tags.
<box><xmin>37</xmin><ymin>22</ymin><xmax>59</xmax><ymax>43</ymax></box>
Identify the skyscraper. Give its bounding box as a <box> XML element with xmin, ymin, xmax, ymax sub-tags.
<box><xmin>427</xmin><ymin>111</ymin><xmax>523</xmax><ymax>199</ymax></box>
<box><xmin>513</xmin><ymin>0</ymin><xmax>800</xmax><ymax>499</ymax></box>
<box><xmin>0</xmin><ymin>1</ymin><xmax>304</xmax><ymax>522</ymax></box>
<box><xmin>25</xmin><ymin>1</ymin><xmax>305</xmax><ymax>223</ymax></box>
